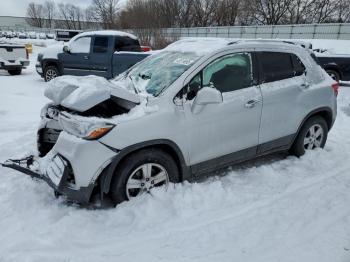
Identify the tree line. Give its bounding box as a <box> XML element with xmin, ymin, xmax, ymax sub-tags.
<box><xmin>26</xmin><ymin>0</ymin><xmax>350</xmax><ymax>30</ymax></box>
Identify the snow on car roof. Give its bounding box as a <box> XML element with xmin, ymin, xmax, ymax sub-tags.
<box><xmin>75</xmin><ymin>30</ymin><xmax>138</xmax><ymax>40</ymax></box>
<box><xmin>163</xmin><ymin>37</ymin><xmax>231</xmax><ymax>55</ymax></box>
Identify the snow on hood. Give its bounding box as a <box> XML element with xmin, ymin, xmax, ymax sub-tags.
<box><xmin>41</xmin><ymin>43</ymin><xmax>64</xmax><ymax>59</ymax></box>
<box><xmin>45</xmin><ymin>75</ymin><xmax>140</xmax><ymax>112</ymax></box>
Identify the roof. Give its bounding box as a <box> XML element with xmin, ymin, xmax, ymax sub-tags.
<box><xmin>162</xmin><ymin>37</ymin><xmax>308</xmax><ymax>56</ymax></box>
<box><xmin>73</xmin><ymin>30</ymin><xmax>138</xmax><ymax>40</ymax></box>
<box><xmin>163</xmin><ymin>37</ymin><xmax>231</xmax><ymax>55</ymax></box>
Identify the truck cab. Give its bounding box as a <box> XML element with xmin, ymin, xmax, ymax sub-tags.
<box><xmin>36</xmin><ymin>31</ymin><xmax>149</xmax><ymax>82</ymax></box>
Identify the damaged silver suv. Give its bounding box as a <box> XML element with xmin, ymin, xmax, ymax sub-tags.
<box><xmin>2</xmin><ymin>39</ymin><xmax>338</xmax><ymax>206</ymax></box>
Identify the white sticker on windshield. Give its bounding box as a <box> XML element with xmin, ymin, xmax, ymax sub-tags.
<box><xmin>174</xmin><ymin>58</ymin><xmax>195</xmax><ymax>66</ymax></box>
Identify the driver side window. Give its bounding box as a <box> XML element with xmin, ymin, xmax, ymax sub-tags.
<box><xmin>70</xmin><ymin>36</ymin><xmax>92</xmax><ymax>53</ymax></box>
<box><xmin>182</xmin><ymin>53</ymin><xmax>253</xmax><ymax>100</ymax></box>
<box><xmin>203</xmin><ymin>53</ymin><xmax>253</xmax><ymax>93</ymax></box>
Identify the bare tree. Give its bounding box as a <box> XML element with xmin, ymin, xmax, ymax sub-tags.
<box><xmin>90</xmin><ymin>0</ymin><xmax>121</xmax><ymax>29</ymax></box>
<box><xmin>26</xmin><ymin>2</ymin><xmax>44</xmax><ymax>28</ymax></box>
<box><xmin>43</xmin><ymin>0</ymin><xmax>56</xmax><ymax>28</ymax></box>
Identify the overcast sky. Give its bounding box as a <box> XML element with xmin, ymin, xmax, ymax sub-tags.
<box><xmin>0</xmin><ymin>0</ymin><xmax>92</xmax><ymax>17</ymax></box>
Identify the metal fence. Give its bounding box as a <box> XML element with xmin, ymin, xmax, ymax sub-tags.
<box><xmin>131</xmin><ymin>23</ymin><xmax>350</xmax><ymax>40</ymax></box>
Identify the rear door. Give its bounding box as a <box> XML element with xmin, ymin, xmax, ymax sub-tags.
<box><xmin>88</xmin><ymin>35</ymin><xmax>112</xmax><ymax>78</ymax></box>
<box><xmin>59</xmin><ymin>35</ymin><xmax>92</xmax><ymax>76</ymax></box>
<box><xmin>257</xmin><ymin>51</ymin><xmax>308</xmax><ymax>151</ymax></box>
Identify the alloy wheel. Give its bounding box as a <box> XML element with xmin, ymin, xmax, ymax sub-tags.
<box><xmin>303</xmin><ymin>124</ymin><xmax>324</xmax><ymax>150</ymax></box>
<box><xmin>46</xmin><ymin>69</ymin><xmax>58</xmax><ymax>81</ymax></box>
<box><xmin>126</xmin><ymin>163</ymin><xmax>169</xmax><ymax>200</ymax></box>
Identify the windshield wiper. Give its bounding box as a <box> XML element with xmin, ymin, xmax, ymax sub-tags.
<box><xmin>128</xmin><ymin>75</ymin><xmax>139</xmax><ymax>94</ymax></box>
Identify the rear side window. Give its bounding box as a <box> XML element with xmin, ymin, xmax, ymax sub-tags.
<box><xmin>291</xmin><ymin>54</ymin><xmax>306</xmax><ymax>76</ymax></box>
<box><xmin>115</xmin><ymin>37</ymin><xmax>140</xmax><ymax>52</ymax></box>
<box><xmin>93</xmin><ymin>36</ymin><xmax>109</xmax><ymax>53</ymax></box>
<box><xmin>259</xmin><ymin>52</ymin><xmax>295</xmax><ymax>83</ymax></box>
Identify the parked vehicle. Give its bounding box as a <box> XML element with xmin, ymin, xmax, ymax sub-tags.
<box><xmin>36</xmin><ymin>30</ymin><xmax>150</xmax><ymax>82</ymax></box>
<box><xmin>5</xmin><ymin>31</ymin><xmax>14</xmax><ymax>39</ymax></box>
<box><xmin>315</xmin><ymin>52</ymin><xmax>350</xmax><ymax>82</ymax></box>
<box><xmin>29</xmin><ymin>32</ymin><xmax>37</xmax><ymax>39</ymax></box>
<box><xmin>2</xmin><ymin>39</ymin><xmax>338</xmax><ymax>207</ymax></box>
<box><xmin>55</xmin><ymin>29</ymin><xmax>82</xmax><ymax>42</ymax></box>
<box><xmin>18</xmin><ymin>32</ymin><xmax>28</xmax><ymax>39</ymax></box>
<box><xmin>0</xmin><ymin>43</ymin><xmax>29</xmax><ymax>75</ymax></box>
<box><xmin>46</xmin><ymin>33</ymin><xmax>55</xmax><ymax>39</ymax></box>
<box><xmin>38</xmin><ymin>33</ymin><xmax>47</xmax><ymax>39</ymax></box>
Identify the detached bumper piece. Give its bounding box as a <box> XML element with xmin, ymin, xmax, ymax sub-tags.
<box><xmin>1</xmin><ymin>155</ymin><xmax>94</xmax><ymax>205</ymax></box>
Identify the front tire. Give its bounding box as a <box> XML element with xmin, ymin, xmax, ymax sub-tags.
<box><xmin>290</xmin><ymin>116</ymin><xmax>328</xmax><ymax>157</ymax></box>
<box><xmin>44</xmin><ymin>65</ymin><xmax>59</xmax><ymax>82</ymax></box>
<box><xmin>8</xmin><ymin>68</ymin><xmax>22</xmax><ymax>75</ymax></box>
<box><xmin>110</xmin><ymin>149</ymin><xmax>180</xmax><ymax>206</ymax></box>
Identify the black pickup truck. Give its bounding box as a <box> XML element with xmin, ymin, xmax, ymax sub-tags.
<box><xmin>316</xmin><ymin>53</ymin><xmax>350</xmax><ymax>82</ymax></box>
<box><xmin>36</xmin><ymin>31</ymin><xmax>150</xmax><ymax>81</ymax></box>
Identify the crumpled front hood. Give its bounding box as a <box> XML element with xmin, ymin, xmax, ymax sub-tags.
<box><xmin>44</xmin><ymin>75</ymin><xmax>140</xmax><ymax>112</ymax></box>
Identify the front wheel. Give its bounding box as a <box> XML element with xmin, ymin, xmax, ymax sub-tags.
<box><xmin>290</xmin><ymin>116</ymin><xmax>328</xmax><ymax>157</ymax></box>
<box><xmin>8</xmin><ymin>68</ymin><xmax>22</xmax><ymax>75</ymax></box>
<box><xmin>44</xmin><ymin>65</ymin><xmax>59</xmax><ymax>82</ymax></box>
<box><xmin>110</xmin><ymin>149</ymin><xmax>180</xmax><ymax>206</ymax></box>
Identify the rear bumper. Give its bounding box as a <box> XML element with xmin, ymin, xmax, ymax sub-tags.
<box><xmin>0</xmin><ymin>60</ymin><xmax>29</xmax><ymax>70</ymax></box>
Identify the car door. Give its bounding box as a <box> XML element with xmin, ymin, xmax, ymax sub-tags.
<box><xmin>59</xmin><ymin>35</ymin><xmax>92</xmax><ymax>76</ymax></box>
<box><xmin>88</xmin><ymin>36</ymin><xmax>112</xmax><ymax>78</ymax></box>
<box><xmin>183</xmin><ymin>52</ymin><xmax>263</xmax><ymax>173</ymax></box>
<box><xmin>257</xmin><ymin>51</ymin><xmax>308</xmax><ymax>151</ymax></box>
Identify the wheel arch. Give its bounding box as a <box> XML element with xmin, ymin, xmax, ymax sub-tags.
<box><xmin>42</xmin><ymin>59</ymin><xmax>63</xmax><ymax>75</ymax></box>
<box><xmin>292</xmin><ymin>107</ymin><xmax>334</xmax><ymax>146</ymax></box>
<box><xmin>99</xmin><ymin>139</ymin><xmax>190</xmax><ymax>196</ymax></box>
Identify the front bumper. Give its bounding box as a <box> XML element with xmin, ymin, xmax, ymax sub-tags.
<box><xmin>36</xmin><ymin>62</ymin><xmax>43</xmax><ymax>77</ymax></box>
<box><xmin>2</xmin><ymin>132</ymin><xmax>117</xmax><ymax>204</ymax></box>
<box><xmin>2</xmin><ymin>155</ymin><xmax>93</xmax><ymax>204</ymax></box>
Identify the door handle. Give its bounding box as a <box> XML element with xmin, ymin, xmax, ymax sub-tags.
<box><xmin>83</xmin><ymin>55</ymin><xmax>89</xmax><ymax>60</ymax></box>
<box><xmin>245</xmin><ymin>99</ymin><xmax>261</xmax><ymax>109</ymax></box>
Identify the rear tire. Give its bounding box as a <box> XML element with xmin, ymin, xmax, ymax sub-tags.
<box><xmin>290</xmin><ymin>116</ymin><xmax>328</xmax><ymax>157</ymax></box>
<box><xmin>44</xmin><ymin>65</ymin><xmax>59</xmax><ymax>82</ymax></box>
<box><xmin>326</xmin><ymin>69</ymin><xmax>340</xmax><ymax>82</ymax></box>
<box><xmin>8</xmin><ymin>68</ymin><xmax>22</xmax><ymax>75</ymax></box>
<box><xmin>110</xmin><ymin>149</ymin><xmax>179</xmax><ymax>206</ymax></box>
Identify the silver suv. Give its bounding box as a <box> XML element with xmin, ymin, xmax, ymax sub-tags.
<box><xmin>3</xmin><ymin>39</ymin><xmax>338</xmax><ymax>206</ymax></box>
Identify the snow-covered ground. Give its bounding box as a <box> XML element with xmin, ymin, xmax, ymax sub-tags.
<box><xmin>0</xmin><ymin>42</ymin><xmax>350</xmax><ymax>262</ymax></box>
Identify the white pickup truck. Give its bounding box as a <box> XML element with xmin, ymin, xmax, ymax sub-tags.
<box><xmin>0</xmin><ymin>43</ymin><xmax>30</xmax><ymax>75</ymax></box>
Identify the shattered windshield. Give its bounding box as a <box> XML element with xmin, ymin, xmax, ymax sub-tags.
<box><xmin>120</xmin><ymin>51</ymin><xmax>201</xmax><ymax>96</ymax></box>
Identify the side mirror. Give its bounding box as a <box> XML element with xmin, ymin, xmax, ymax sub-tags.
<box><xmin>63</xmin><ymin>45</ymin><xmax>70</xmax><ymax>53</ymax></box>
<box><xmin>192</xmin><ymin>87</ymin><xmax>222</xmax><ymax>113</ymax></box>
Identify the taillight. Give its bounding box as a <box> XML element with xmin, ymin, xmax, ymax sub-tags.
<box><xmin>141</xmin><ymin>46</ymin><xmax>152</xmax><ymax>52</ymax></box>
<box><xmin>332</xmin><ymin>82</ymin><xmax>339</xmax><ymax>96</ymax></box>
<box><xmin>25</xmin><ymin>48</ymin><xmax>29</xmax><ymax>60</ymax></box>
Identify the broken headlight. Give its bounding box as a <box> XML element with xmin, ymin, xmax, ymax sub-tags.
<box><xmin>40</xmin><ymin>104</ymin><xmax>59</xmax><ymax>120</ymax></box>
<box><xmin>58</xmin><ymin>112</ymin><xmax>115</xmax><ymax>140</ymax></box>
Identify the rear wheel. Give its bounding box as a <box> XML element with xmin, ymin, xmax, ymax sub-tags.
<box><xmin>44</xmin><ymin>65</ymin><xmax>59</xmax><ymax>82</ymax></box>
<box><xmin>290</xmin><ymin>116</ymin><xmax>328</xmax><ymax>157</ymax></box>
<box><xmin>8</xmin><ymin>68</ymin><xmax>22</xmax><ymax>75</ymax></box>
<box><xmin>110</xmin><ymin>149</ymin><xmax>179</xmax><ymax>206</ymax></box>
<box><xmin>326</xmin><ymin>69</ymin><xmax>340</xmax><ymax>82</ymax></box>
